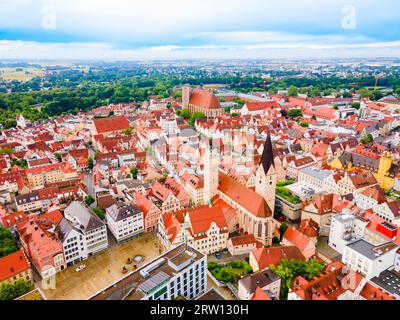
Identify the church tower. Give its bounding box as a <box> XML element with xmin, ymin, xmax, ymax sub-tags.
<box><xmin>203</xmin><ymin>138</ymin><xmax>219</xmax><ymax>205</ymax></box>
<box><xmin>255</xmin><ymin>134</ymin><xmax>277</xmax><ymax>212</ymax></box>
<box><xmin>182</xmin><ymin>84</ymin><xmax>192</xmax><ymax>109</ymax></box>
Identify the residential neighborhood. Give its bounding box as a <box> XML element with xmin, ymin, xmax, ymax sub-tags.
<box><xmin>1</xmin><ymin>0</ymin><xmax>400</xmax><ymax>307</ymax></box>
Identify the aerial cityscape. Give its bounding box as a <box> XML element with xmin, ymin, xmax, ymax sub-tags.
<box><xmin>0</xmin><ymin>0</ymin><xmax>400</xmax><ymax>307</ymax></box>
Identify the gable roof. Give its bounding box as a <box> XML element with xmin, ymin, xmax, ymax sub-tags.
<box><xmin>0</xmin><ymin>249</ymin><xmax>30</xmax><ymax>282</ymax></box>
<box><xmin>93</xmin><ymin>115</ymin><xmax>130</xmax><ymax>134</ymax></box>
<box><xmin>239</xmin><ymin>268</ymin><xmax>280</xmax><ymax>295</ymax></box>
<box><xmin>251</xmin><ymin>246</ymin><xmax>306</xmax><ymax>270</ymax></box>
<box><xmin>251</xmin><ymin>286</ymin><xmax>272</xmax><ymax>300</ymax></box>
<box><xmin>64</xmin><ymin>201</ymin><xmax>104</xmax><ymax>232</ymax></box>
<box><xmin>283</xmin><ymin>226</ymin><xmax>313</xmax><ymax>251</ymax></box>
<box><xmin>218</xmin><ymin>172</ymin><xmax>272</xmax><ymax>218</ymax></box>
<box><xmin>229</xmin><ymin>234</ymin><xmax>257</xmax><ymax>246</ymax></box>
<box><xmin>189</xmin><ymin>89</ymin><xmax>221</xmax><ymax>110</ymax></box>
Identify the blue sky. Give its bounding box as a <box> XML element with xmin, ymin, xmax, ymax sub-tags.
<box><xmin>0</xmin><ymin>0</ymin><xmax>399</xmax><ymax>60</ymax></box>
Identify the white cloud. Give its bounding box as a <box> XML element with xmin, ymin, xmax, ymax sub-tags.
<box><xmin>1</xmin><ymin>38</ymin><xmax>400</xmax><ymax>60</ymax></box>
<box><xmin>1</xmin><ymin>0</ymin><xmax>399</xmax><ymax>60</ymax></box>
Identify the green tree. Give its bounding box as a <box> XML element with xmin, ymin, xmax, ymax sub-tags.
<box><xmin>288</xmin><ymin>108</ymin><xmax>303</xmax><ymax>119</ymax></box>
<box><xmin>270</xmin><ymin>259</ymin><xmax>296</xmax><ymax>299</ymax></box>
<box><xmin>92</xmin><ymin>207</ymin><xmax>105</xmax><ymax>220</ymax></box>
<box><xmin>189</xmin><ymin>112</ymin><xmax>205</xmax><ymax>126</ymax></box>
<box><xmin>0</xmin><ymin>279</ymin><xmax>33</xmax><ymax>300</ymax></box>
<box><xmin>173</xmin><ymin>91</ymin><xmax>182</xmax><ymax>99</ymax></box>
<box><xmin>55</xmin><ymin>153</ymin><xmax>62</xmax><ymax>162</ymax></box>
<box><xmin>122</xmin><ymin>128</ymin><xmax>132</xmax><ymax>136</ymax></box>
<box><xmin>360</xmin><ymin>134</ymin><xmax>374</xmax><ymax>144</ymax></box>
<box><xmin>304</xmin><ymin>258</ymin><xmax>326</xmax><ymax>280</ymax></box>
<box><xmin>0</xmin><ymin>282</ymin><xmax>16</xmax><ymax>300</ymax></box>
<box><xmin>0</xmin><ymin>227</ymin><xmax>19</xmax><ymax>258</ymax></box>
<box><xmin>270</xmin><ymin>258</ymin><xmax>326</xmax><ymax>300</ymax></box>
<box><xmin>299</xmin><ymin>121</ymin><xmax>309</xmax><ymax>128</ymax></box>
<box><xmin>87</xmin><ymin>156</ymin><xmax>94</xmax><ymax>169</ymax></box>
<box><xmin>352</xmin><ymin>102</ymin><xmax>361</xmax><ymax>109</ymax></box>
<box><xmin>288</xmin><ymin>86</ymin><xmax>298</xmax><ymax>97</ymax></box>
<box><xmin>342</xmin><ymin>90</ymin><xmax>352</xmax><ymax>98</ymax></box>
<box><xmin>84</xmin><ymin>195</ymin><xmax>95</xmax><ymax>206</ymax></box>
<box><xmin>130</xmin><ymin>167</ymin><xmax>138</xmax><ymax>179</ymax></box>
<box><xmin>180</xmin><ymin>108</ymin><xmax>191</xmax><ymax>119</ymax></box>
<box><xmin>10</xmin><ymin>158</ymin><xmax>28</xmax><ymax>169</ymax></box>
<box><xmin>14</xmin><ymin>279</ymin><xmax>33</xmax><ymax>297</ymax></box>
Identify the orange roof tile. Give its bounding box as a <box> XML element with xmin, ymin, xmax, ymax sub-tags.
<box><xmin>189</xmin><ymin>89</ymin><xmax>221</xmax><ymax>110</ymax></box>
<box><xmin>93</xmin><ymin>115</ymin><xmax>130</xmax><ymax>134</ymax></box>
<box><xmin>0</xmin><ymin>249</ymin><xmax>30</xmax><ymax>282</ymax></box>
<box><xmin>218</xmin><ymin>172</ymin><xmax>272</xmax><ymax>218</ymax></box>
<box><xmin>283</xmin><ymin>226</ymin><xmax>312</xmax><ymax>251</ymax></box>
<box><xmin>251</xmin><ymin>246</ymin><xmax>306</xmax><ymax>270</ymax></box>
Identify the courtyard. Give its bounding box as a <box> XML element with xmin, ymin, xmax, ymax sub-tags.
<box><xmin>38</xmin><ymin>233</ymin><xmax>160</xmax><ymax>300</ymax></box>
<box><xmin>316</xmin><ymin>236</ymin><xmax>341</xmax><ymax>262</ymax></box>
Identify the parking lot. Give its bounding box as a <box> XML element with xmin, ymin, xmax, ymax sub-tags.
<box><xmin>38</xmin><ymin>233</ymin><xmax>160</xmax><ymax>300</ymax></box>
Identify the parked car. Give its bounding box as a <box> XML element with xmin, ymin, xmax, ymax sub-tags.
<box><xmin>215</xmin><ymin>252</ymin><xmax>221</xmax><ymax>259</ymax></box>
<box><xmin>76</xmin><ymin>264</ymin><xmax>86</xmax><ymax>272</ymax></box>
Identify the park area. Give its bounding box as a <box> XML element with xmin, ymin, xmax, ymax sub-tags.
<box><xmin>208</xmin><ymin>260</ymin><xmax>253</xmax><ymax>286</ymax></box>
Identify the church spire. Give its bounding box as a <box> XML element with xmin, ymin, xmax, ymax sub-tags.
<box><xmin>260</xmin><ymin>133</ymin><xmax>274</xmax><ymax>173</ymax></box>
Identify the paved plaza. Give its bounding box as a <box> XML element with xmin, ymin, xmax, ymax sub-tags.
<box><xmin>38</xmin><ymin>233</ymin><xmax>160</xmax><ymax>300</ymax></box>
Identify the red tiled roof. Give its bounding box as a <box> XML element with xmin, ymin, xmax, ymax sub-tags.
<box><xmin>245</xmin><ymin>101</ymin><xmax>280</xmax><ymax>111</ymax></box>
<box><xmin>229</xmin><ymin>234</ymin><xmax>257</xmax><ymax>246</ymax></box>
<box><xmin>361</xmin><ymin>185</ymin><xmax>386</xmax><ymax>204</ymax></box>
<box><xmin>1</xmin><ymin>211</ymin><xmax>28</xmax><ymax>228</ymax></box>
<box><xmin>93</xmin><ymin>116</ymin><xmax>130</xmax><ymax>134</ymax></box>
<box><xmin>251</xmin><ymin>286</ymin><xmax>272</xmax><ymax>300</ymax></box>
<box><xmin>310</xmin><ymin>143</ymin><xmax>329</xmax><ymax>158</ymax></box>
<box><xmin>151</xmin><ymin>182</ymin><xmax>173</xmax><ymax>202</ymax></box>
<box><xmin>359</xmin><ymin>282</ymin><xmax>395</xmax><ymax>300</ymax></box>
<box><xmin>218</xmin><ymin>172</ymin><xmax>272</xmax><ymax>218</ymax></box>
<box><xmin>251</xmin><ymin>246</ymin><xmax>306</xmax><ymax>270</ymax></box>
<box><xmin>188</xmin><ymin>205</ymin><xmax>228</xmax><ymax>235</ymax></box>
<box><xmin>298</xmin><ymin>218</ymin><xmax>319</xmax><ymax>238</ymax></box>
<box><xmin>291</xmin><ymin>261</ymin><xmax>352</xmax><ymax>300</ymax></box>
<box><xmin>283</xmin><ymin>226</ymin><xmax>312</xmax><ymax>251</ymax></box>
<box><xmin>0</xmin><ymin>249</ymin><xmax>30</xmax><ymax>282</ymax></box>
<box><xmin>189</xmin><ymin>89</ymin><xmax>221</xmax><ymax>110</ymax></box>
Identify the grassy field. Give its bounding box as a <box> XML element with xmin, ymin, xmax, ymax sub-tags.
<box><xmin>0</xmin><ymin>67</ymin><xmax>45</xmax><ymax>81</ymax></box>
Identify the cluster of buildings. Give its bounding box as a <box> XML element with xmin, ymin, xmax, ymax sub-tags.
<box><xmin>1</xmin><ymin>83</ymin><xmax>400</xmax><ymax>301</ymax></box>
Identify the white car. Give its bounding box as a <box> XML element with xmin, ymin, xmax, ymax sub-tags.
<box><xmin>75</xmin><ymin>264</ymin><xmax>86</xmax><ymax>272</ymax></box>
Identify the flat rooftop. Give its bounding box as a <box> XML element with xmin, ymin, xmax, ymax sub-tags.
<box><xmin>89</xmin><ymin>244</ymin><xmax>204</xmax><ymax>300</ymax></box>
<box><xmin>347</xmin><ymin>239</ymin><xmax>398</xmax><ymax>260</ymax></box>
<box><xmin>370</xmin><ymin>269</ymin><xmax>400</xmax><ymax>298</ymax></box>
<box><xmin>286</xmin><ymin>181</ymin><xmax>325</xmax><ymax>199</ymax></box>
<box><xmin>195</xmin><ymin>288</ymin><xmax>226</xmax><ymax>300</ymax></box>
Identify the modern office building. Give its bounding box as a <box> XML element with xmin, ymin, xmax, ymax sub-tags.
<box><xmin>89</xmin><ymin>244</ymin><xmax>207</xmax><ymax>300</ymax></box>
